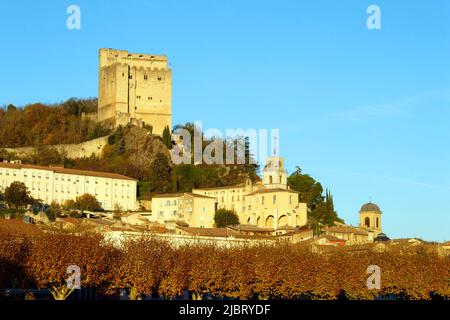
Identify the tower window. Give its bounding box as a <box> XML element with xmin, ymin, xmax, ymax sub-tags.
<box><xmin>376</xmin><ymin>217</ymin><xmax>379</xmax><ymax>228</ymax></box>
<box><xmin>144</xmin><ymin>75</ymin><xmax>148</xmax><ymax>80</ymax></box>
<box><xmin>129</xmin><ymin>75</ymin><xmax>133</xmax><ymax>79</ymax></box>
<box><xmin>157</xmin><ymin>76</ymin><xmax>162</xmax><ymax>81</ymax></box>
<box><xmin>365</xmin><ymin>217</ymin><xmax>370</xmax><ymax>228</ymax></box>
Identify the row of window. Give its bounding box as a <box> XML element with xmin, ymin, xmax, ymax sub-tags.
<box><xmin>135</xmin><ymin>96</ymin><xmax>163</xmax><ymax>103</ymax></box>
<box><xmin>203</xmin><ymin>189</ymin><xmax>242</xmax><ymax>196</ymax></box>
<box><xmin>128</xmin><ymin>74</ymin><xmax>163</xmax><ymax>81</ymax></box>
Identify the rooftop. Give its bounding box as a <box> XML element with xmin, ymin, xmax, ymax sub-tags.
<box><xmin>325</xmin><ymin>225</ymin><xmax>369</xmax><ymax>236</ymax></box>
<box><xmin>246</xmin><ymin>188</ymin><xmax>299</xmax><ymax>196</ymax></box>
<box><xmin>360</xmin><ymin>202</ymin><xmax>381</xmax><ymax>212</ymax></box>
<box><xmin>0</xmin><ymin>162</ymin><xmax>136</xmax><ymax>181</ymax></box>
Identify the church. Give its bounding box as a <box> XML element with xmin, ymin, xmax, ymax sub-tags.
<box><xmin>191</xmin><ymin>155</ymin><xmax>308</xmax><ymax>229</ymax></box>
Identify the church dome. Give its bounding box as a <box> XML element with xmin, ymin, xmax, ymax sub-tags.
<box><xmin>360</xmin><ymin>202</ymin><xmax>381</xmax><ymax>212</ymax></box>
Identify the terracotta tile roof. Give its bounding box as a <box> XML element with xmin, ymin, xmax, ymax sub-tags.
<box><xmin>152</xmin><ymin>192</ymin><xmax>216</xmax><ymax>200</ymax></box>
<box><xmin>152</xmin><ymin>193</ymin><xmax>184</xmax><ymax>199</ymax></box>
<box><xmin>324</xmin><ymin>235</ymin><xmax>346</xmax><ymax>242</ymax></box>
<box><xmin>325</xmin><ymin>225</ymin><xmax>368</xmax><ymax>236</ymax></box>
<box><xmin>246</xmin><ymin>188</ymin><xmax>299</xmax><ymax>196</ymax></box>
<box><xmin>0</xmin><ymin>162</ymin><xmax>136</xmax><ymax>181</ymax></box>
<box><xmin>281</xmin><ymin>226</ymin><xmax>314</xmax><ymax>236</ymax></box>
<box><xmin>193</xmin><ymin>183</ymin><xmax>245</xmax><ymax>191</ymax></box>
<box><xmin>183</xmin><ymin>192</ymin><xmax>216</xmax><ymax>199</ymax></box>
<box><xmin>60</xmin><ymin>217</ymin><xmax>82</xmax><ymax>225</ymax></box>
<box><xmin>177</xmin><ymin>226</ymin><xmax>237</xmax><ymax>238</ymax></box>
<box><xmin>227</xmin><ymin>224</ymin><xmax>273</xmax><ymax>233</ymax></box>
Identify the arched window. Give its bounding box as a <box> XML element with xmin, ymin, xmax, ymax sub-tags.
<box><xmin>376</xmin><ymin>217</ymin><xmax>379</xmax><ymax>228</ymax></box>
<box><xmin>365</xmin><ymin>217</ymin><xmax>370</xmax><ymax>228</ymax></box>
<box><xmin>269</xmin><ymin>176</ymin><xmax>273</xmax><ymax>184</ymax></box>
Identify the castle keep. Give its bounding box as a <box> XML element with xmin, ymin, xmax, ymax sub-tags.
<box><xmin>97</xmin><ymin>48</ymin><xmax>172</xmax><ymax>135</ymax></box>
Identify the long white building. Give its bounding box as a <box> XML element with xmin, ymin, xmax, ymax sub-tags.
<box><xmin>0</xmin><ymin>161</ymin><xmax>137</xmax><ymax>211</ymax></box>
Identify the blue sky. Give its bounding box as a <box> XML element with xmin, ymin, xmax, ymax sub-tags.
<box><xmin>0</xmin><ymin>0</ymin><xmax>449</xmax><ymax>241</ymax></box>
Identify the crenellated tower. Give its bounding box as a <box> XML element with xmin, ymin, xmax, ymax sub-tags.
<box><xmin>97</xmin><ymin>48</ymin><xmax>172</xmax><ymax>135</ymax></box>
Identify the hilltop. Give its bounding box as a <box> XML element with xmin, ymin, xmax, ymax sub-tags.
<box><xmin>0</xmin><ymin>99</ymin><xmax>342</xmax><ymax>226</ymax></box>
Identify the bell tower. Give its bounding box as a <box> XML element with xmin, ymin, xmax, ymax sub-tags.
<box><xmin>262</xmin><ymin>156</ymin><xmax>288</xmax><ymax>189</ymax></box>
<box><xmin>359</xmin><ymin>202</ymin><xmax>382</xmax><ymax>237</ymax></box>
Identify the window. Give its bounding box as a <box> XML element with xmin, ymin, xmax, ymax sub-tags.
<box><xmin>144</xmin><ymin>74</ymin><xmax>148</xmax><ymax>80</ymax></box>
<box><xmin>129</xmin><ymin>74</ymin><xmax>133</xmax><ymax>79</ymax></box>
<box><xmin>157</xmin><ymin>76</ymin><xmax>162</xmax><ymax>81</ymax></box>
<box><xmin>261</xmin><ymin>196</ymin><xmax>265</xmax><ymax>205</ymax></box>
<box><xmin>272</xmin><ymin>195</ymin><xmax>277</xmax><ymax>204</ymax></box>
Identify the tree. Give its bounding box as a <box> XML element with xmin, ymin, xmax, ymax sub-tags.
<box><xmin>74</xmin><ymin>194</ymin><xmax>101</xmax><ymax>212</ymax></box>
<box><xmin>62</xmin><ymin>199</ymin><xmax>76</xmax><ymax>210</ymax></box>
<box><xmin>0</xmin><ymin>98</ymin><xmax>110</xmax><ymax>148</ymax></box>
<box><xmin>47</xmin><ymin>201</ymin><xmax>62</xmax><ymax>221</ymax></box>
<box><xmin>112</xmin><ymin>237</ymin><xmax>172</xmax><ymax>300</ymax></box>
<box><xmin>310</xmin><ymin>189</ymin><xmax>342</xmax><ymax>227</ymax></box>
<box><xmin>287</xmin><ymin>167</ymin><xmax>323</xmax><ymax>209</ymax></box>
<box><xmin>162</xmin><ymin>125</ymin><xmax>172</xmax><ymax>149</ymax></box>
<box><xmin>0</xmin><ymin>237</ymin><xmax>30</xmax><ymax>291</ymax></box>
<box><xmin>288</xmin><ymin>167</ymin><xmax>343</xmax><ymax>229</ymax></box>
<box><xmin>24</xmin><ymin>233</ymin><xmax>116</xmax><ymax>300</ymax></box>
<box><xmin>4</xmin><ymin>182</ymin><xmax>33</xmax><ymax>209</ymax></box>
<box><xmin>214</xmin><ymin>209</ymin><xmax>239</xmax><ymax>228</ymax></box>
<box><xmin>148</xmin><ymin>153</ymin><xmax>172</xmax><ymax>193</ymax></box>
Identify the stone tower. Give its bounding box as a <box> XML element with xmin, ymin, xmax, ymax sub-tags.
<box><xmin>262</xmin><ymin>156</ymin><xmax>288</xmax><ymax>189</ymax></box>
<box><xmin>359</xmin><ymin>202</ymin><xmax>382</xmax><ymax>237</ymax></box>
<box><xmin>97</xmin><ymin>48</ymin><xmax>172</xmax><ymax>135</ymax></box>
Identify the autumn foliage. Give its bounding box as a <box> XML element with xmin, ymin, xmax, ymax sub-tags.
<box><xmin>0</xmin><ymin>99</ymin><xmax>110</xmax><ymax>148</ymax></box>
<box><xmin>0</xmin><ymin>230</ymin><xmax>449</xmax><ymax>300</ymax></box>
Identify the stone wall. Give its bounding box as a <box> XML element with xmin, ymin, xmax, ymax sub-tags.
<box><xmin>4</xmin><ymin>135</ymin><xmax>109</xmax><ymax>159</ymax></box>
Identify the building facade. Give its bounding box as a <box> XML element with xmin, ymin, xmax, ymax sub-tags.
<box><xmin>0</xmin><ymin>161</ymin><xmax>137</xmax><ymax>211</ymax></box>
<box><xmin>151</xmin><ymin>192</ymin><xmax>217</xmax><ymax>228</ymax></box>
<box><xmin>97</xmin><ymin>48</ymin><xmax>172</xmax><ymax>135</ymax></box>
<box><xmin>324</xmin><ymin>224</ymin><xmax>373</xmax><ymax>245</ymax></box>
<box><xmin>192</xmin><ymin>156</ymin><xmax>308</xmax><ymax>229</ymax></box>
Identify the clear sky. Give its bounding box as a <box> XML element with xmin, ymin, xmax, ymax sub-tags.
<box><xmin>0</xmin><ymin>0</ymin><xmax>449</xmax><ymax>241</ymax></box>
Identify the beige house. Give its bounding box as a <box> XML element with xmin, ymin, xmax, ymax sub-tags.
<box><xmin>324</xmin><ymin>223</ymin><xmax>373</xmax><ymax>245</ymax></box>
<box><xmin>0</xmin><ymin>161</ymin><xmax>138</xmax><ymax>211</ymax></box>
<box><xmin>120</xmin><ymin>212</ymin><xmax>150</xmax><ymax>226</ymax></box>
<box><xmin>192</xmin><ymin>156</ymin><xmax>308</xmax><ymax>230</ymax></box>
<box><xmin>151</xmin><ymin>192</ymin><xmax>217</xmax><ymax>228</ymax></box>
